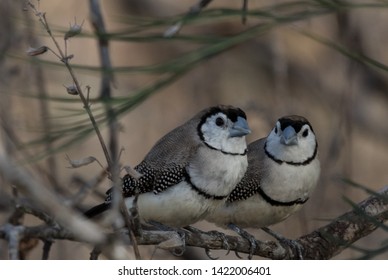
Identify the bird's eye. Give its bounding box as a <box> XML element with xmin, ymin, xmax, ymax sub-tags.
<box><xmin>302</xmin><ymin>129</ymin><xmax>309</xmax><ymax>137</ymax></box>
<box><xmin>215</xmin><ymin>117</ymin><xmax>225</xmax><ymax>127</ymax></box>
<box><xmin>274</xmin><ymin>127</ymin><xmax>278</xmax><ymax>134</ymax></box>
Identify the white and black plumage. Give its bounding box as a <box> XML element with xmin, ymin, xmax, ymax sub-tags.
<box><xmin>85</xmin><ymin>105</ymin><xmax>251</xmax><ymax>227</ymax></box>
<box><xmin>206</xmin><ymin>115</ymin><xmax>320</xmax><ymax>230</ymax></box>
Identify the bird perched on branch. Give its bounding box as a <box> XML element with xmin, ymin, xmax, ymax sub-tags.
<box><xmin>85</xmin><ymin>105</ymin><xmax>251</xmax><ymax>228</ymax></box>
<box><xmin>206</xmin><ymin>115</ymin><xmax>320</xmax><ymax>257</ymax></box>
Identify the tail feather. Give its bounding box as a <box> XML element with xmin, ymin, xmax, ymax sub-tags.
<box><xmin>84</xmin><ymin>203</ymin><xmax>110</xmax><ymax>218</ymax></box>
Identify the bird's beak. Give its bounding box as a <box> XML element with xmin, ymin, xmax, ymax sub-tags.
<box><xmin>281</xmin><ymin>126</ymin><xmax>298</xmax><ymax>145</ymax></box>
<box><xmin>229</xmin><ymin>116</ymin><xmax>251</xmax><ymax>138</ymax></box>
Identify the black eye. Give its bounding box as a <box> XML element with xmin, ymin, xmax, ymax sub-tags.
<box><xmin>215</xmin><ymin>117</ymin><xmax>225</xmax><ymax>127</ymax></box>
<box><xmin>302</xmin><ymin>129</ymin><xmax>309</xmax><ymax>137</ymax></box>
<box><xmin>274</xmin><ymin>127</ymin><xmax>278</xmax><ymax>134</ymax></box>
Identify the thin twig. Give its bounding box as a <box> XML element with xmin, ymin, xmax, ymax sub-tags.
<box><xmin>164</xmin><ymin>0</ymin><xmax>214</xmax><ymax>37</ymax></box>
<box><xmin>120</xmin><ymin>199</ymin><xmax>142</xmax><ymax>259</ymax></box>
<box><xmin>88</xmin><ymin>0</ymin><xmax>122</xmax><ymax>228</ymax></box>
<box><xmin>2</xmin><ymin>224</ymin><xmax>24</xmax><ymax>260</ymax></box>
<box><xmin>89</xmin><ymin>0</ymin><xmax>115</xmax><ymax>96</ymax></box>
<box><xmin>67</xmin><ymin>170</ymin><xmax>107</xmax><ymax>206</ymax></box>
<box><xmin>27</xmin><ymin>2</ymin><xmax>113</xmax><ymax>169</ymax></box>
<box><xmin>25</xmin><ymin>8</ymin><xmax>60</xmax><ymax>192</ymax></box>
<box><xmin>17</xmin><ymin>203</ymin><xmax>58</xmax><ymax>227</ymax></box>
<box><xmin>242</xmin><ymin>0</ymin><xmax>248</xmax><ymax>24</ymax></box>
<box><xmin>42</xmin><ymin>239</ymin><xmax>53</xmax><ymax>260</ymax></box>
<box><xmin>90</xmin><ymin>245</ymin><xmax>102</xmax><ymax>260</ymax></box>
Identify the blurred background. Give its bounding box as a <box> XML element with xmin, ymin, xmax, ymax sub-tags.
<box><xmin>0</xmin><ymin>0</ymin><xmax>387</xmax><ymax>259</ymax></box>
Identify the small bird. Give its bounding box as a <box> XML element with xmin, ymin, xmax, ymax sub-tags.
<box><xmin>85</xmin><ymin>105</ymin><xmax>251</xmax><ymax>228</ymax></box>
<box><xmin>206</xmin><ymin>115</ymin><xmax>320</xmax><ymax>257</ymax></box>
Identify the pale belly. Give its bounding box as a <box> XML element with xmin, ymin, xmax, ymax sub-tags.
<box><xmin>125</xmin><ymin>181</ymin><xmax>226</xmax><ymax>227</ymax></box>
<box><xmin>208</xmin><ymin>194</ymin><xmax>302</xmax><ymax>229</ymax></box>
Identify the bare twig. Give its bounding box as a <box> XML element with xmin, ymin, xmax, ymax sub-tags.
<box><xmin>88</xmin><ymin>0</ymin><xmax>121</xmax><ymax>228</ymax></box>
<box><xmin>164</xmin><ymin>0</ymin><xmax>214</xmax><ymax>37</ymax></box>
<box><xmin>68</xmin><ymin>170</ymin><xmax>107</xmax><ymax>206</ymax></box>
<box><xmin>120</xmin><ymin>199</ymin><xmax>142</xmax><ymax>259</ymax></box>
<box><xmin>129</xmin><ymin>194</ymin><xmax>142</xmax><ymax>237</ymax></box>
<box><xmin>0</xmin><ymin>224</ymin><xmax>75</xmax><ymax>241</ymax></box>
<box><xmin>0</xmin><ymin>154</ymin><xmax>105</xmax><ymax>244</ymax></box>
<box><xmin>35</xmin><ymin>66</ymin><xmax>60</xmax><ymax>189</ymax></box>
<box><xmin>17</xmin><ymin>203</ymin><xmax>58</xmax><ymax>227</ymax></box>
<box><xmin>89</xmin><ymin>0</ymin><xmax>115</xmax><ymax>96</ymax></box>
<box><xmin>27</xmin><ymin>1</ymin><xmax>113</xmax><ymax>169</ymax></box>
<box><xmin>123</xmin><ymin>165</ymin><xmax>143</xmax><ymax>180</ymax></box>
<box><xmin>242</xmin><ymin>0</ymin><xmax>248</xmax><ymax>24</ymax></box>
<box><xmin>42</xmin><ymin>239</ymin><xmax>53</xmax><ymax>260</ymax></box>
<box><xmin>164</xmin><ymin>0</ymin><xmax>249</xmax><ymax>36</ymax></box>
<box><xmin>1</xmin><ymin>223</ymin><xmax>24</xmax><ymax>260</ymax></box>
<box><xmin>90</xmin><ymin>245</ymin><xmax>102</xmax><ymax>260</ymax></box>
<box><xmin>66</xmin><ymin>155</ymin><xmax>104</xmax><ymax>169</ymax></box>
<box><xmin>25</xmin><ymin>8</ymin><xmax>60</xmax><ymax>192</ymax></box>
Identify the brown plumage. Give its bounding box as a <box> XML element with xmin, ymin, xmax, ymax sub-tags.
<box><xmin>206</xmin><ymin>115</ymin><xmax>320</xmax><ymax>228</ymax></box>
<box><xmin>85</xmin><ymin>105</ymin><xmax>250</xmax><ymax>227</ymax></box>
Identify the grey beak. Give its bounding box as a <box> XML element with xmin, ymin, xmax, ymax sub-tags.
<box><xmin>229</xmin><ymin>116</ymin><xmax>251</xmax><ymax>138</ymax></box>
<box><xmin>280</xmin><ymin>126</ymin><xmax>298</xmax><ymax>145</ymax></box>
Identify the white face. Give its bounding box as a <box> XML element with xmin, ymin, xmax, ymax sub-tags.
<box><xmin>200</xmin><ymin>112</ymin><xmax>249</xmax><ymax>155</ymax></box>
<box><xmin>265</xmin><ymin>120</ymin><xmax>317</xmax><ymax>164</ymax></box>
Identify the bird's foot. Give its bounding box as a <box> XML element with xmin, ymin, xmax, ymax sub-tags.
<box><xmin>228</xmin><ymin>223</ymin><xmax>257</xmax><ymax>260</ymax></box>
<box><xmin>262</xmin><ymin>227</ymin><xmax>304</xmax><ymax>259</ymax></box>
<box><xmin>183</xmin><ymin>226</ymin><xmax>230</xmax><ymax>260</ymax></box>
<box><xmin>208</xmin><ymin>230</ymin><xmax>230</xmax><ymax>255</ymax></box>
<box><xmin>148</xmin><ymin>221</ymin><xmax>187</xmax><ymax>257</ymax></box>
<box><xmin>205</xmin><ymin>230</ymin><xmax>231</xmax><ymax>259</ymax></box>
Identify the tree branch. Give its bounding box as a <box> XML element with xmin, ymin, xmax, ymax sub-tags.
<box><xmin>1</xmin><ymin>186</ymin><xmax>386</xmax><ymax>259</ymax></box>
<box><xmin>298</xmin><ymin>185</ymin><xmax>388</xmax><ymax>259</ymax></box>
<box><xmin>0</xmin><ymin>155</ymin><xmax>105</xmax><ymax>245</ymax></box>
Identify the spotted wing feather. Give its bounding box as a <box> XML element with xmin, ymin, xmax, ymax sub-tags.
<box><xmin>227</xmin><ymin>138</ymin><xmax>265</xmax><ymax>202</ymax></box>
<box><xmin>104</xmin><ymin>113</ymin><xmax>203</xmax><ymax>203</ymax></box>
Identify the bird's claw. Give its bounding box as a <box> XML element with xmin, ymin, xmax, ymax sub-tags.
<box><xmin>208</xmin><ymin>230</ymin><xmax>231</xmax><ymax>255</ymax></box>
<box><xmin>185</xmin><ymin>226</ymin><xmax>230</xmax><ymax>259</ymax></box>
<box><xmin>149</xmin><ymin>221</ymin><xmax>187</xmax><ymax>257</ymax></box>
<box><xmin>262</xmin><ymin>227</ymin><xmax>304</xmax><ymax>259</ymax></box>
<box><xmin>234</xmin><ymin>251</ymin><xmax>243</xmax><ymax>259</ymax></box>
<box><xmin>172</xmin><ymin>230</ymin><xmax>186</xmax><ymax>257</ymax></box>
<box><xmin>228</xmin><ymin>223</ymin><xmax>257</xmax><ymax>259</ymax></box>
<box><xmin>205</xmin><ymin>248</ymin><xmax>219</xmax><ymax>260</ymax></box>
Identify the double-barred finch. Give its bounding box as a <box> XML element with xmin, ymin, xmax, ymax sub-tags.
<box><xmin>206</xmin><ymin>115</ymin><xmax>320</xmax><ymax>251</ymax></box>
<box><xmin>84</xmin><ymin>105</ymin><xmax>251</xmax><ymax>227</ymax></box>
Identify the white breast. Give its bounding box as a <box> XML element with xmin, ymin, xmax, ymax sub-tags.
<box><xmin>188</xmin><ymin>146</ymin><xmax>248</xmax><ymax>197</ymax></box>
<box><xmin>208</xmin><ymin>158</ymin><xmax>320</xmax><ymax>229</ymax></box>
<box><xmin>261</xmin><ymin>158</ymin><xmax>320</xmax><ymax>202</ymax></box>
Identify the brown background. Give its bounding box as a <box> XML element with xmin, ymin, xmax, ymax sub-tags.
<box><xmin>0</xmin><ymin>0</ymin><xmax>387</xmax><ymax>259</ymax></box>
